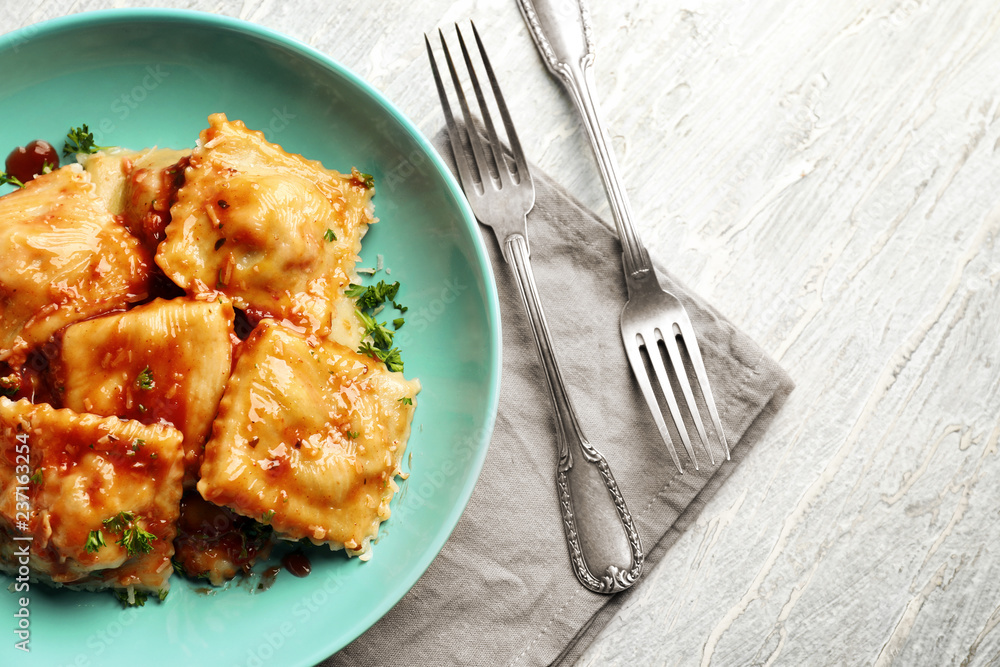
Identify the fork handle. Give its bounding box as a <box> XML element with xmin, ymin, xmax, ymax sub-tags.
<box><xmin>505</xmin><ymin>233</ymin><xmax>644</xmax><ymax>593</ymax></box>
<box><xmin>517</xmin><ymin>0</ymin><xmax>653</xmax><ymax>281</ymax></box>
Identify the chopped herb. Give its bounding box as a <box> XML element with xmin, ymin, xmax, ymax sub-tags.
<box><xmin>102</xmin><ymin>511</ymin><xmax>133</xmax><ymax>534</ymax></box>
<box><xmin>64</xmin><ymin>124</ymin><xmax>108</xmax><ymax>156</ymax></box>
<box><xmin>41</xmin><ymin>162</ymin><xmax>54</xmax><ymax>174</ymax></box>
<box><xmin>348</xmin><ymin>431</ymin><xmax>359</xmax><ymax>439</ymax></box>
<box><xmin>397</xmin><ymin>397</ymin><xmax>412</xmax><ymax>405</ymax></box>
<box><xmin>103</xmin><ymin>511</ymin><xmax>156</xmax><ymax>557</ymax></box>
<box><xmin>350</xmin><ymin>280</ymin><xmax>408</xmax><ymax>371</ymax></box>
<box><xmin>85</xmin><ymin>530</ymin><xmax>107</xmax><ymax>553</ymax></box>
<box><xmin>136</xmin><ymin>367</ymin><xmax>155</xmax><ymax>390</ymax></box>
<box><xmin>29</xmin><ymin>468</ymin><xmax>42</xmax><ymax>484</ymax></box>
<box><xmin>0</xmin><ymin>380</ymin><xmax>20</xmax><ymax>398</ymax></box>
<box><xmin>214</xmin><ymin>238</ymin><xmax>226</xmax><ymax>251</ymax></box>
<box><xmin>114</xmin><ymin>589</ymin><xmax>149</xmax><ymax>607</ymax></box>
<box><xmin>0</xmin><ymin>171</ymin><xmax>25</xmax><ymax>189</ymax></box>
<box><xmin>382</xmin><ymin>348</ymin><xmax>404</xmax><ymax>373</ymax></box>
<box><xmin>393</xmin><ymin>301</ymin><xmax>408</xmax><ymax>313</ymax></box>
<box><xmin>355</xmin><ymin>309</ymin><xmax>395</xmax><ymax>349</ymax></box>
<box><xmin>360</xmin><ymin>172</ymin><xmax>375</xmax><ymax>189</ymax></box>
<box><xmin>359</xmin><ymin>342</ymin><xmax>404</xmax><ymax>372</ymax></box>
<box><xmin>138</xmin><ymin>404</ymin><xmax>147</xmax><ymax>414</ymax></box>
<box><xmin>171</xmin><ymin>559</ymin><xmax>185</xmax><ymax>576</ymax></box>
<box><xmin>260</xmin><ymin>510</ymin><xmax>275</xmax><ymax>524</ymax></box>
<box><xmin>353</xmin><ymin>280</ymin><xmax>400</xmax><ymax>310</ymax></box>
<box><xmin>324</xmin><ymin>228</ymin><xmax>337</xmax><ymax>242</ymax></box>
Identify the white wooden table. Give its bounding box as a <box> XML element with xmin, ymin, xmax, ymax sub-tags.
<box><xmin>5</xmin><ymin>0</ymin><xmax>999</xmax><ymax>664</ymax></box>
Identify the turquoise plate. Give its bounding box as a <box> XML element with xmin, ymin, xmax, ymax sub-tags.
<box><xmin>0</xmin><ymin>9</ymin><xmax>500</xmax><ymax>666</ymax></box>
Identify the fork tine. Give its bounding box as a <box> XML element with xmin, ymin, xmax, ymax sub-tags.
<box><xmin>470</xmin><ymin>22</ymin><xmax>531</xmax><ymax>184</ymax></box>
<box><xmin>661</xmin><ymin>325</ymin><xmax>716</xmax><ymax>466</ymax></box>
<box><xmin>644</xmin><ymin>331</ymin><xmax>699</xmax><ymax>469</ymax></box>
<box><xmin>426</xmin><ymin>34</ymin><xmax>479</xmax><ymax>197</ymax></box>
<box><xmin>455</xmin><ymin>24</ymin><xmax>509</xmax><ymax>187</ymax></box>
<box><xmin>675</xmin><ymin>317</ymin><xmax>731</xmax><ymax>460</ymax></box>
<box><xmin>438</xmin><ymin>28</ymin><xmax>495</xmax><ymax>192</ymax></box>
<box><xmin>623</xmin><ymin>335</ymin><xmax>684</xmax><ymax>473</ymax></box>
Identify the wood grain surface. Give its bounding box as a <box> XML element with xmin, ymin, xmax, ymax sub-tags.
<box><xmin>4</xmin><ymin>0</ymin><xmax>999</xmax><ymax>664</ymax></box>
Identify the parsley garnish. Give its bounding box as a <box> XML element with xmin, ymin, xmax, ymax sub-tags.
<box><xmin>102</xmin><ymin>511</ymin><xmax>156</xmax><ymax>557</ymax></box>
<box><xmin>397</xmin><ymin>397</ymin><xmax>412</xmax><ymax>405</ymax></box>
<box><xmin>360</xmin><ymin>172</ymin><xmax>375</xmax><ymax>189</ymax></box>
<box><xmin>114</xmin><ymin>589</ymin><xmax>149</xmax><ymax>607</ymax></box>
<box><xmin>136</xmin><ymin>367</ymin><xmax>155</xmax><ymax>390</ymax></box>
<box><xmin>350</xmin><ymin>280</ymin><xmax>409</xmax><ymax>371</ymax></box>
<box><xmin>348</xmin><ymin>431</ymin><xmax>359</xmax><ymax>439</ymax></box>
<box><xmin>29</xmin><ymin>468</ymin><xmax>42</xmax><ymax>484</ymax></box>
<box><xmin>0</xmin><ymin>171</ymin><xmax>25</xmax><ymax>189</ymax></box>
<box><xmin>85</xmin><ymin>530</ymin><xmax>107</xmax><ymax>553</ymax></box>
<box><xmin>352</xmin><ymin>280</ymin><xmax>400</xmax><ymax>311</ymax></box>
<box><xmin>324</xmin><ymin>228</ymin><xmax>337</xmax><ymax>242</ymax></box>
<box><xmin>260</xmin><ymin>510</ymin><xmax>275</xmax><ymax>524</ymax></box>
<box><xmin>359</xmin><ymin>342</ymin><xmax>404</xmax><ymax>372</ymax></box>
<box><xmin>0</xmin><ymin>380</ymin><xmax>19</xmax><ymax>398</ymax></box>
<box><xmin>355</xmin><ymin>309</ymin><xmax>395</xmax><ymax>349</ymax></box>
<box><xmin>64</xmin><ymin>124</ymin><xmax>108</xmax><ymax>156</ymax></box>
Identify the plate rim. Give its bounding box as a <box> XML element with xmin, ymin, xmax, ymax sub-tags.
<box><xmin>0</xmin><ymin>8</ymin><xmax>502</xmax><ymax>664</ymax></box>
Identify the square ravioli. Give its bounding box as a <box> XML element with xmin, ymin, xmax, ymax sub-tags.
<box><xmin>0</xmin><ymin>398</ymin><xmax>184</xmax><ymax>593</ymax></box>
<box><xmin>0</xmin><ymin>165</ymin><xmax>153</xmax><ymax>363</ymax></box>
<box><xmin>83</xmin><ymin>147</ymin><xmax>191</xmax><ymax>251</ymax></box>
<box><xmin>155</xmin><ymin>113</ymin><xmax>374</xmax><ymax>340</ymax></box>
<box><xmin>58</xmin><ymin>297</ymin><xmax>235</xmax><ymax>485</ymax></box>
<box><xmin>198</xmin><ymin>319</ymin><xmax>419</xmax><ymax>557</ymax></box>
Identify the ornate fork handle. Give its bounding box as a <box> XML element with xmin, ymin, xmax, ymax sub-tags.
<box><xmin>517</xmin><ymin>0</ymin><xmax>653</xmax><ymax>283</ymax></box>
<box><xmin>505</xmin><ymin>233</ymin><xmax>643</xmax><ymax>593</ymax></box>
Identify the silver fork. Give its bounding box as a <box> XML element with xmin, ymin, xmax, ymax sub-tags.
<box><xmin>517</xmin><ymin>0</ymin><xmax>730</xmax><ymax>473</ymax></box>
<box><xmin>426</xmin><ymin>23</ymin><xmax>643</xmax><ymax>594</ymax></box>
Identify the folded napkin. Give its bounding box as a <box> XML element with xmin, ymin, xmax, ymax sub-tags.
<box><xmin>325</xmin><ymin>135</ymin><xmax>793</xmax><ymax>666</ymax></box>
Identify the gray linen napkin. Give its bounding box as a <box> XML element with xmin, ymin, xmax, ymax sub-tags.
<box><xmin>324</xmin><ymin>135</ymin><xmax>793</xmax><ymax>666</ymax></box>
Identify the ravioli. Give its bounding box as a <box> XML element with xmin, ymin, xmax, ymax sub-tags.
<box><xmin>197</xmin><ymin>319</ymin><xmax>419</xmax><ymax>557</ymax></box>
<box><xmin>155</xmin><ymin>113</ymin><xmax>373</xmax><ymax>341</ymax></box>
<box><xmin>171</xmin><ymin>492</ymin><xmax>273</xmax><ymax>586</ymax></box>
<box><xmin>0</xmin><ymin>398</ymin><xmax>184</xmax><ymax>593</ymax></box>
<box><xmin>0</xmin><ymin>165</ymin><xmax>153</xmax><ymax>363</ymax></box>
<box><xmin>58</xmin><ymin>297</ymin><xmax>235</xmax><ymax>485</ymax></box>
<box><xmin>83</xmin><ymin>147</ymin><xmax>191</xmax><ymax>251</ymax></box>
